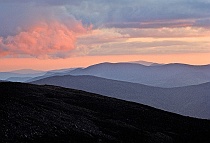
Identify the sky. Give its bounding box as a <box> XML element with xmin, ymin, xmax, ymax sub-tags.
<box><xmin>0</xmin><ymin>0</ymin><xmax>210</xmax><ymax>71</ymax></box>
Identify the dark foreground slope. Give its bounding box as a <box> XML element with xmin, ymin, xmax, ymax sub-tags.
<box><xmin>1</xmin><ymin>82</ymin><xmax>210</xmax><ymax>143</ymax></box>
<box><xmin>32</xmin><ymin>75</ymin><xmax>210</xmax><ymax>119</ymax></box>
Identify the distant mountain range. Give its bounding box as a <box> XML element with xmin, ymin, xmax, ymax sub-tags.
<box><xmin>0</xmin><ymin>68</ymin><xmax>75</xmax><ymax>82</ymax></box>
<box><xmin>0</xmin><ymin>72</ymin><xmax>45</xmax><ymax>82</ymax></box>
<box><xmin>67</xmin><ymin>62</ymin><xmax>210</xmax><ymax>88</ymax></box>
<box><xmin>128</xmin><ymin>60</ymin><xmax>163</xmax><ymax>66</ymax></box>
<box><xmin>1</xmin><ymin>82</ymin><xmax>210</xmax><ymax>143</ymax></box>
<box><xmin>27</xmin><ymin>68</ymin><xmax>76</xmax><ymax>82</ymax></box>
<box><xmin>1</xmin><ymin>62</ymin><xmax>210</xmax><ymax>87</ymax></box>
<box><xmin>6</xmin><ymin>77</ymin><xmax>32</xmax><ymax>82</ymax></box>
<box><xmin>9</xmin><ymin>69</ymin><xmax>45</xmax><ymax>74</ymax></box>
<box><xmin>1</xmin><ymin>62</ymin><xmax>210</xmax><ymax>119</ymax></box>
<box><xmin>32</xmin><ymin>75</ymin><xmax>210</xmax><ymax>119</ymax></box>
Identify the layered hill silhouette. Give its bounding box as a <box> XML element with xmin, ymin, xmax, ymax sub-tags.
<box><xmin>32</xmin><ymin>75</ymin><xmax>210</xmax><ymax>119</ymax></box>
<box><xmin>6</xmin><ymin>77</ymin><xmax>32</xmax><ymax>82</ymax></box>
<box><xmin>27</xmin><ymin>68</ymin><xmax>76</xmax><ymax>83</ymax></box>
<box><xmin>0</xmin><ymin>71</ymin><xmax>45</xmax><ymax>82</ymax></box>
<box><xmin>0</xmin><ymin>68</ymin><xmax>75</xmax><ymax>82</ymax></box>
<box><xmin>67</xmin><ymin>62</ymin><xmax>210</xmax><ymax>88</ymax></box>
<box><xmin>1</xmin><ymin>82</ymin><xmax>210</xmax><ymax>143</ymax></box>
<box><xmin>9</xmin><ymin>69</ymin><xmax>44</xmax><ymax>74</ymax></box>
<box><xmin>2</xmin><ymin>62</ymin><xmax>210</xmax><ymax>87</ymax></box>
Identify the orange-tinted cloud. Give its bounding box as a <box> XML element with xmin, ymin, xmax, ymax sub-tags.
<box><xmin>76</xmin><ymin>26</ymin><xmax>210</xmax><ymax>56</ymax></box>
<box><xmin>0</xmin><ymin>21</ymin><xmax>89</xmax><ymax>58</ymax></box>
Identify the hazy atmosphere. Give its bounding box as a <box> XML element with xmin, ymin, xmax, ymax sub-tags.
<box><xmin>1</xmin><ymin>1</ymin><xmax>210</xmax><ymax>142</ymax></box>
<box><xmin>0</xmin><ymin>0</ymin><xmax>210</xmax><ymax>71</ymax></box>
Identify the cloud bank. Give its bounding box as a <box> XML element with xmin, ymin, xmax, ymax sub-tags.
<box><xmin>0</xmin><ymin>0</ymin><xmax>210</xmax><ymax>58</ymax></box>
<box><xmin>0</xmin><ymin>21</ymin><xmax>88</xmax><ymax>58</ymax></box>
<box><xmin>0</xmin><ymin>1</ymin><xmax>90</xmax><ymax>58</ymax></box>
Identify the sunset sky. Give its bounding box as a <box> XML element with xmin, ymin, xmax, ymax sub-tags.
<box><xmin>0</xmin><ymin>0</ymin><xmax>210</xmax><ymax>71</ymax></box>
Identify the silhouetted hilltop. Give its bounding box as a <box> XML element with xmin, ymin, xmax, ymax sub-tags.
<box><xmin>1</xmin><ymin>82</ymin><xmax>210</xmax><ymax>143</ymax></box>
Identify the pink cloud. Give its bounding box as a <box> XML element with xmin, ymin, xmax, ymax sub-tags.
<box><xmin>0</xmin><ymin>21</ymin><xmax>89</xmax><ymax>58</ymax></box>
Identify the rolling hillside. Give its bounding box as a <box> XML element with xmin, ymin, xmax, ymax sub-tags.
<box><xmin>1</xmin><ymin>82</ymin><xmax>210</xmax><ymax>143</ymax></box>
<box><xmin>32</xmin><ymin>75</ymin><xmax>210</xmax><ymax>119</ymax></box>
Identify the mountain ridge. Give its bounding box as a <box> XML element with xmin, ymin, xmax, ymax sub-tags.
<box><xmin>67</xmin><ymin>62</ymin><xmax>210</xmax><ymax>88</ymax></box>
<box><xmin>32</xmin><ymin>74</ymin><xmax>210</xmax><ymax>119</ymax></box>
<box><xmin>8</xmin><ymin>69</ymin><xmax>45</xmax><ymax>74</ymax></box>
<box><xmin>2</xmin><ymin>62</ymin><xmax>210</xmax><ymax>86</ymax></box>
